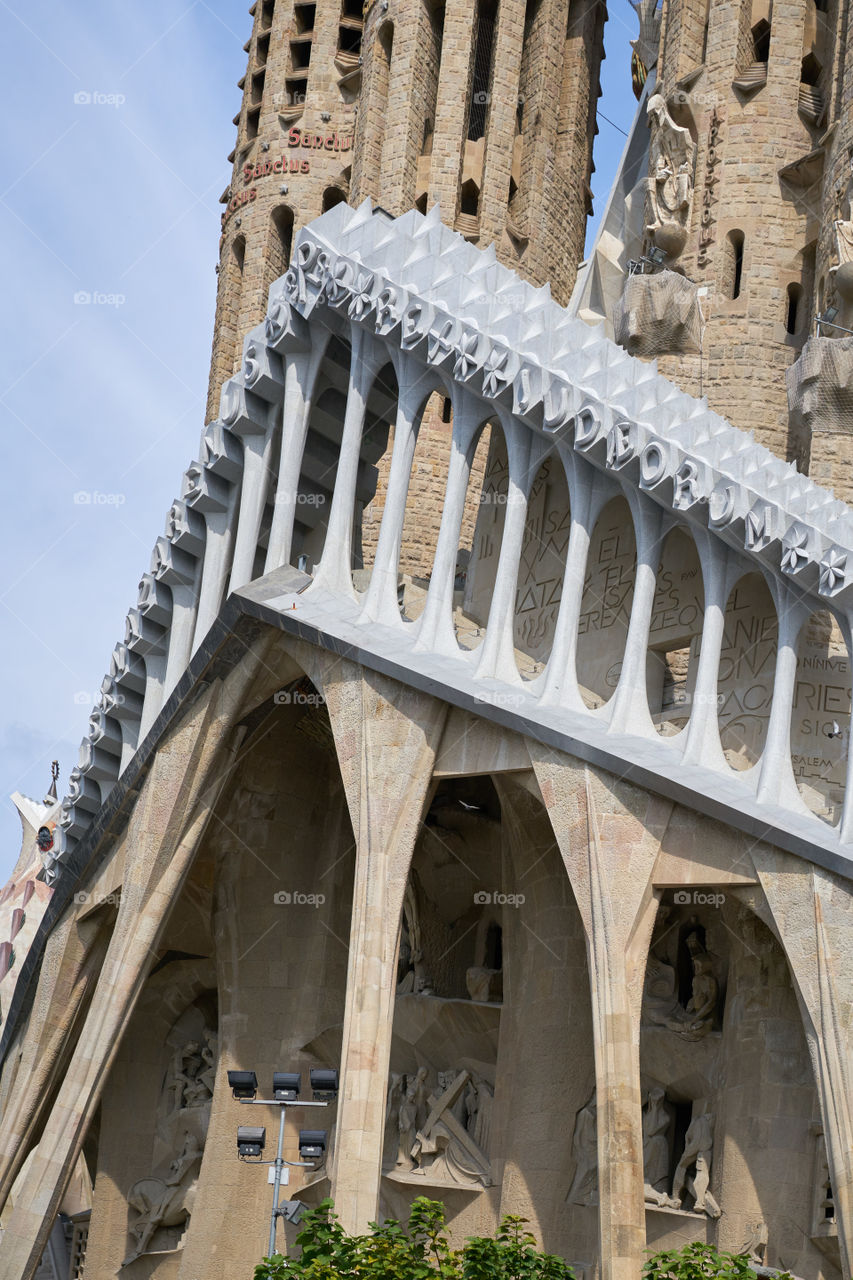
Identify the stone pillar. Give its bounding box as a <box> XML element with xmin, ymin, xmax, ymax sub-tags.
<box><xmin>752</xmin><ymin>848</ymin><xmax>853</xmax><ymax>1280</ymax></box>
<box><xmin>318</xmin><ymin>656</ymin><xmax>447</xmax><ymax>1231</ymax></box>
<box><xmin>428</xmin><ymin>0</ymin><xmax>476</xmax><ymax>220</ymax></box>
<box><xmin>0</xmin><ymin>646</ymin><xmax>272</xmax><ymax>1280</ymax></box>
<box><xmin>530</xmin><ymin>751</ymin><xmax>671</xmax><ymax>1280</ymax></box>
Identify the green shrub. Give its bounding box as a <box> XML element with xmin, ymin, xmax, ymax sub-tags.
<box><xmin>642</xmin><ymin>1241</ymin><xmax>794</xmax><ymax>1279</ymax></box>
<box><xmin>254</xmin><ymin>1198</ymin><xmax>576</xmax><ymax>1280</ymax></box>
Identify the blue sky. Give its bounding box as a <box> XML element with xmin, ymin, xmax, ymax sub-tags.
<box><xmin>0</xmin><ymin>0</ymin><xmax>640</xmax><ymax>880</ymax></box>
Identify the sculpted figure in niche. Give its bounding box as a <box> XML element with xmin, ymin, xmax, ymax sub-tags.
<box><xmin>396</xmin><ymin>885</ymin><xmax>432</xmax><ymax>995</ymax></box>
<box><xmin>672</xmin><ymin>1110</ymin><xmax>721</xmax><ymax>1218</ymax></box>
<box><xmin>409</xmin><ymin>1069</ymin><xmax>493</xmax><ymax>1188</ymax></box>
<box><xmin>644</xmin><ymin>93</ymin><xmax>696</xmax><ymax>259</ymax></box>
<box><xmin>665</xmin><ymin>933</ymin><xmax>718</xmax><ymax>1040</ymax></box>
<box><xmin>168</xmin><ymin>1029</ymin><xmax>217</xmax><ymax>1112</ymax></box>
<box><xmin>396</xmin><ymin>1067</ymin><xmax>430</xmax><ymax>1170</ymax></box>
<box><xmin>566</xmin><ymin>1094</ymin><xmax>598</xmax><ymax>1206</ymax></box>
<box><xmin>643</xmin><ymin>1088</ymin><xmax>680</xmax><ymax>1209</ymax></box>
<box><xmin>833</xmin><ymin>151</ymin><xmax>853</xmax><ymax>303</ymax></box>
<box><xmin>124</xmin><ymin>1130</ymin><xmax>203</xmax><ymax>1264</ymax></box>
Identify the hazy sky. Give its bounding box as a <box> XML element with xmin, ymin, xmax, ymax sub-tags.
<box><xmin>0</xmin><ymin>0</ymin><xmax>641</xmax><ymax>880</ymax></box>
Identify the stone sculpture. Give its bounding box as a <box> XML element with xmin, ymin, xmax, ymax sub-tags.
<box><xmin>642</xmin><ymin>1088</ymin><xmax>680</xmax><ymax>1209</ymax></box>
<box><xmin>672</xmin><ymin>1110</ymin><xmax>721</xmax><ymax>1218</ymax></box>
<box><xmin>396</xmin><ymin>1066</ymin><xmax>430</xmax><ymax>1170</ymax></box>
<box><xmin>397</xmin><ymin>885</ymin><xmax>432</xmax><ymax>994</ymax></box>
<box><xmin>833</xmin><ymin>156</ymin><xmax>853</xmax><ymax>302</ymax></box>
<box><xmin>567</xmin><ymin>1094</ymin><xmax>598</xmax><ymax>1206</ymax></box>
<box><xmin>644</xmin><ymin>93</ymin><xmax>696</xmax><ymax>259</ymax></box>
<box><xmin>167</xmin><ymin>1029</ymin><xmax>217</xmax><ymax>1113</ymax></box>
<box><xmin>409</xmin><ymin>1069</ymin><xmax>493</xmax><ymax>1188</ymax></box>
<box><xmin>465</xmin><ymin>966</ymin><xmax>503</xmax><ymax>1003</ymax></box>
<box><xmin>666</xmin><ymin>934</ymin><xmax>718</xmax><ymax>1040</ymax></box>
<box><xmin>123</xmin><ymin>1130</ymin><xmax>203</xmax><ymax>1265</ymax></box>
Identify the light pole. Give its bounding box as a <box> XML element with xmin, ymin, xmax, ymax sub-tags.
<box><xmin>228</xmin><ymin>1067</ymin><xmax>339</xmax><ymax>1258</ymax></box>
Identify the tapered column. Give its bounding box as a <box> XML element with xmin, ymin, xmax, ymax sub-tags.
<box><xmin>606</xmin><ymin>491</ymin><xmax>663</xmax><ymax>734</ymax></box>
<box><xmin>531</xmin><ymin>751</ymin><xmax>671</xmax><ymax>1280</ymax></box>
<box><xmin>756</xmin><ymin>588</ymin><xmax>811</xmax><ymax>808</ymax></box>
<box><xmin>753</xmin><ymin>850</ymin><xmax>853</xmax><ymax>1280</ymax></box>
<box><xmin>264</xmin><ymin>336</ymin><xmax>330</xmax><ymax>574</ymax></box>
<box><xmin>414</xmin><ymin>388</ymin><xmax>482</xmax><ymax>656</ymax></box>
<box><xmin>359</xmin><ymin>362</ymin><xmax>434</xmax><ymax>628</ymax></box>
<box><xmin>320</xmin><ymin>656</ymin><xmax>447</xmax><ymax>1231</ymax></box>
<box><xmin>310</xmin><ymin>327</ymin><xmax>385</xmax><ymax>599</ymax></box>
<box><xmin>538</xmin><ymin>457</ymin><xmax>612</xmax><ymax>709</ymax></box>
<box><xmin>0</xmin><ymin>646</ymin><xmax>272</xmax><ymax>1280</ymax></box>
<box><xmin>475</xmin><ymin>418</ymin><xmax>533</xmax><ymax>682</ymax></box>
<box><xmin>681</xmin><ymin>532</ymin><xmax>730</xmax><ymax>768</ymax></box>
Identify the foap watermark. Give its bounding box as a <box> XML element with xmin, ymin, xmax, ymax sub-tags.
<box><xmin>73</xmin><ymin>290</ymin><xmax>126</xmax><ymax>307</ymax></box>
<box><xmin>274</xmin><ymin>492</ymin><xmax>327</xmax><ymax>507</ymax></box>
<box><xmin>474</xmin><ymin>890</ymin><xmax>525</xmax><ymax>907</ymax></box>
<box><xmin>73</xmin><ymin>90</ymin><xmax>126</xmax><ymax>108</ymax></box>
<box><xmin>73</xmin><ymin>490</ymin><xmax>126</xmax><ymax>507</ymax></box>
<box><xmin>274</xmin><ymin>688</ymin><xmax>326</xmax><ymax>706</ymax></box>
<box><xmin>73</xmin><ymin>690</ymin><xmax>126</xmax><ymax>707</ymax></box>
<box><xmin>673</xmin><ymin>889</ymin><xmax>726</xmax><ymax>909</ymax></box>
<box><xmin>474</xmin><ymin>691</ymin><xmax>525</xmax><ymax>709</ymax></box>
<box><xmin>74</xmin><ymin>891</ymin><xmax>121</xmax><ymax>906</ymax></box>
<box><xmin>274</xmin><ymin>890</ymin><xmax>325</xmax><ymax>907</ymax></box>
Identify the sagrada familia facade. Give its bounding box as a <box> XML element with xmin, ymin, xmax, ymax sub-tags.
<box><xmin>2</xmin><ymin>1</ymin><xmax>853</xmax><ymax>1278</ymax></box>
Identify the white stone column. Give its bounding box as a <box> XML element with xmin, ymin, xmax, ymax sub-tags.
<box><xmin>606</xmin><ymin>490</ymin><xmax>663</xmax><ymax>735</ymax></box>
<box><xmin>414</xmin><ymin>387</ymin><xmax>482</xmax><ymax>656</ymax></box>
<box><xmin>756</xmin><ymin>587</ymin><xmax>812</xmax><ymax>809</ymax></box>
<box><xmin>680</xmin><ymin>532</ymin><xmax>731</xmax><ymax>768</ymax></box>
<box><xmin>474</xmin><ymin>417</ymin><xmax>534</xmax><ymax>683</ymax></box>
<box><xmin>359</xmin><ymin>359</ymin><xmax>435</xmax><ymax>628</ymax></box>
<box><xmin>538</xmin><ymin>456</ymin><xmax>613</xmax><ymax>710</ymax></box>
<box><xmin>309</xmin><ymin>326</ymin><xmax>386</xmax><ymax>599</ymax></box>
<box><xmin>264</xmin><ymin>336</ymin><xmax>331</xmax><ymax>574</ymax></box>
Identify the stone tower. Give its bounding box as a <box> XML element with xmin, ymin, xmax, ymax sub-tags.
<box><xmin>207</xmin><ymin>0</ymin><xmax>606</xmax><ymax>421</ymax></box>
<box><xmin>206</xmin><ymin>0</ymin><xmax>363</xmax><ymax>421</ymax></box>
<box><xmin>351</xmin><ymin>0</ymin><xmax>606</xmax><ymax>306</ymax></box>
<box><xmin>582</xmin><ymin>0</ymin><xmax>846</xmax><ymax>472</ymax></box>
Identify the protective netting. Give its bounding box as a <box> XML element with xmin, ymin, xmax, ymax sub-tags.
<box><xmin>613</xmin><ymin>268</ymin><xmax>702</xmax><ymax>358</ymax></box>
<box><xmin>787</xmin><ymin>334</ymin><xmax>853</xmax><ymax>440</ymax></box>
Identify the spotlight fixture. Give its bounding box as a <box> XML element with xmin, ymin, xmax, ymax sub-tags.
<box><xmin>237</xmin><ymin>1125</ymin><xmax>266</xmax><ymax>1156</ymax></box>
<box><xmin>310</xmin><ymin>1068</ymin><xmax>339</xmax><ymax>1101</ymax></box>
<box><xmin>647</xmin><ymin>244</ymin><xmax>669</xmax><ymax>266</ymax></box>
<box><xmin>273</xmin><ymin>1072</ymin><xmax>301</xmax><ymax>1101</ymax></box>
<box><xmin>228</xmin><ymin>1069</ymin><xmax>259</xmax><ymax>1100</ymax></box>
<box><xmin>278</xmin><ymin>1199</ymin><xmax>309</xmax><ymax>1225</ymax></box>
<box><xmin>298</xmin><ymin>1129</ymin><xmax>327</xmax><ymax>1160</ymax></box>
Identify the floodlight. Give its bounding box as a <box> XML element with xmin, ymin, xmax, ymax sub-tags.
<box><xmin>310</xmin><ymin>1068</ymin><xmax>339</xmax><ymax>1100</ymax></box>
<box><xmin>237</xmin><ymin>1125</ymin><xmax>266</xmax><ymax>1156</ymax></box>
<box><xmin>278</xmin><ymin>1199</ymin><xmax>309</xmax><ymax>1224</ymax></box>
<box><xmin>273</xmin><ymin>1072</ymin><xmax>301</xmax><ymax>1101</ymax></box>
<box><xmin>299</xmin><ymin>1130</ymin><xmax>327</xmax><ymax>1159</ymax></box>
<box><xmin>228</xmin><ymin>1069</ymin><xmax>258</xmax><ymax>1100</ymax></box>
<box><xmin>648</xmin><ymin>245</ymin><xmax>668</xmax><ymax>265</ymax></box>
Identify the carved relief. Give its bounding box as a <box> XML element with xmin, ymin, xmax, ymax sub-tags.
<box><xmin>566</xmin><ymin>1093</ymin><xmax>598</xmax><ymax>1206</ymax></box>
<box><xmin>644</xmin><ymin>94</ymin><xmax>696</xmax><ymax>259</ymax></box>
<box><xmin>672</xmin><ymin>1108</ymin><xmax>721</xmax><ymax>1218</ymax></box>
<box><xmin>387</xmin><ymin>1066</ymin><xmax>493</xmax><ymax>1189</ymax></box>
<box><xmin>643</xmin><ymin>1088</ymin><xmax>680</xmax><ymax>1209</ymax></box>
<box><xmin>124</xmin><ymin>1001</ymin><xmax>217</xmax><ymax>1264</ymax></box>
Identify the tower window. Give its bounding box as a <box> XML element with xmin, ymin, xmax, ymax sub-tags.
<box><xmin>294</xmin><ymin>2</ymin><xmax>315</xmax><ymax>34</ymax></box>
<box><xmin>260</xmin><ymin>0</ymin><xmax>274</xmax><ymax>29</ymax></box>
<box><xmin>786</xmin><ymin>283</ymin><xmax>802</xmax><ymax>335</ymax></box>
<box><xmin>467</xmin><ymin>0</ymin><xmax>497</xmax><ymax>142</ymax></box>
<box><xmin>322</xmin><ymin>186</ymin><xmax>347</xmax><ymax>212</ymax></box>
<box><xmin>726</xmin><ymin>230</ymin><xmax>745</xmax><ymax>300</ymax></box>
<box><xmin>752</xmin><ymin>19</ymin><xmax>771</xmax><ymax>62</ymax></box>
<box><xmin>460</xmin><ymin>179</ymin><xmax>481</xmax><ymax>218</ymax></box>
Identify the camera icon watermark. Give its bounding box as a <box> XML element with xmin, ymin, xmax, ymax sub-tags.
<box><xmin>73</xmin><ymin>290</ymin><xmax>126</xmax><ymax>307</ymax></box>
<box><xmin>73</xmin><ymin>490</ymin><xmax>126</xmax><ymax>506</ymax></box>
<box><xmin>673</xmin><ymin>889</ymin><xmax>726</xmax><ymax>908</ymax></box>
<box><xmin>474</xmin><ymin>890</ymin><xmax>525</xmax><ymax>907</ymax></box>
<box><xmin>73</xmin><ymin>90</ymin><xmax>126</xmax><ymax>108</ymax></box>
<box><xmin>273</xmin><ymin>890</ymin><xmax>326</xmax><ymax>907</ymax></box>
<box><xmin>74</xmin><ymin>891</ymin><xmax>121</xmax><ymax>906</ymax></box>
<box><xmin>274</xmin><ymin>688</ymin><xmax>326</xmax><ymax>706</ymax></box>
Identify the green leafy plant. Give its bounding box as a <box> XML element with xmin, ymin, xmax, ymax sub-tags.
<box><xmin>253</xmin><ymin>1197</ymin><xmax>576</xmax><ymax>1280</ymax></box>
<box><xmin>642</xmin><ymin>1241</ymin><xmax>795</xmax><ymax>1279</ymax></box>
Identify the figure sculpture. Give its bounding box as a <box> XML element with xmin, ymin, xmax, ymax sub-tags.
<box><xmin>644</xmin><ymin>93</ymin><xmax>696</xmax><ymax>259</ymax></box>
<box><xmin>566</xmin><ymin>1095</ymin><xmax>598</xmax><ymax>1206</ymax></box>
<box><xmin>124</xmin><ymin>1130</ymin><xmax>203</xmax><ymax>1264</ymax></box>
<box><xmin>672</xmin><ymin>1110</ymin><xmax>721</xmax><ymax>1218</ymax></box>
<box><xmin>642</xmin><ymin>1088</ymin><xmax>680</xmax><ymax>1209</ymax></box>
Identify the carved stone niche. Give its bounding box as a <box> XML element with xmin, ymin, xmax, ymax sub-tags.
<box><xmin>613</xmin><ymin>270</ymin><xmax>702</xmax><ymax>359</ymax></box>
<box><xmin>123</xmin><ymin>992</ymin><xmax>218</xmax><ymax>1267</ymax></box>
